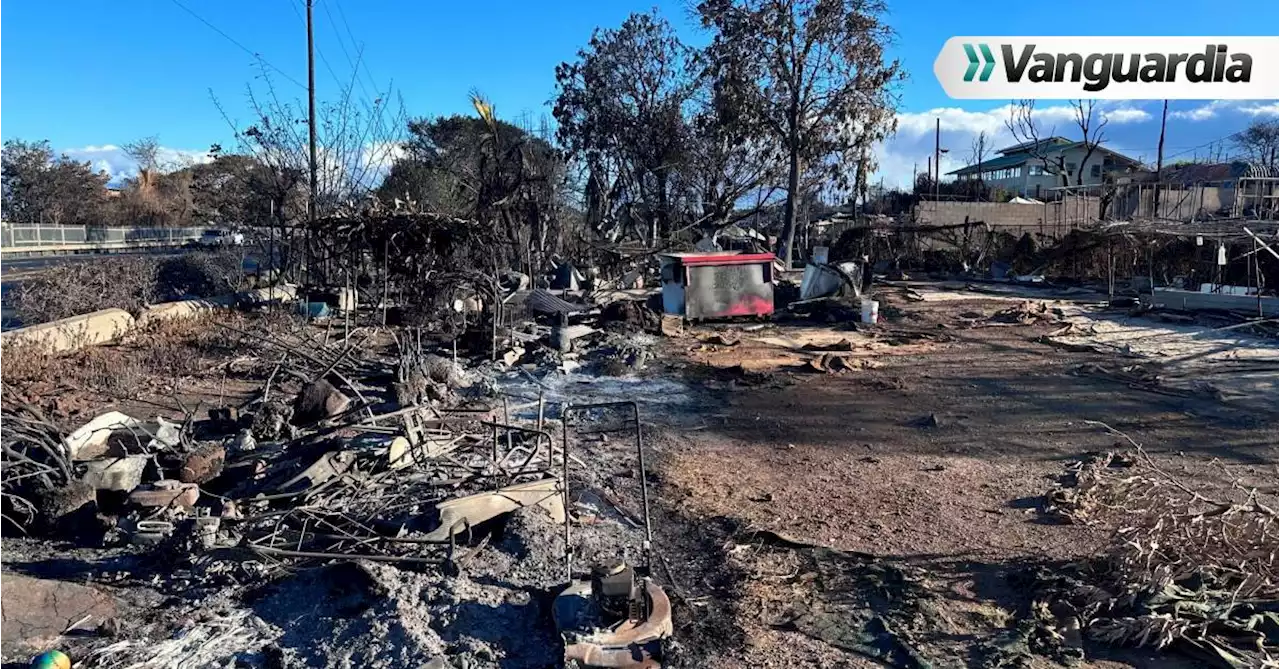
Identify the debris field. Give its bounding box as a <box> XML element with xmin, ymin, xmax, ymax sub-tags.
<box><xmin>1</xmin><ymin>254</ymin><xmax>1276</xmax><ymax>669</ymax></box>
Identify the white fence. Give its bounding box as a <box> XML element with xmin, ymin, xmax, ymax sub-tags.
<box><xmin>0</xmin><ymin>223</ymin><xmax>212</xmax><ymax>252</ymax></box>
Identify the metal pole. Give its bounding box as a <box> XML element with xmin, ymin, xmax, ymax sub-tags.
<box><xmin>1253</xmin><ymin>238</ymin><xmax>1262</xmax><ymax>317</ymax></box>
<box><xmin>934</xmin><ymin>118</ymin><xmax>941</xmax><ymax>203</ymax></box>
<box><xmin>1107</xmin><ymin>240</ymin><xmax>1114</xmax><ymax>301</ymax></box>
<box><xmin>306</xmin><ymin>0</ymin><xmax>318</xmax><ymax>288</ymax></box>
<box><xmin>633</xmin><ymin>402</ymin><xmax>653</xmax><ymax>573</ymax></box>
<box><xmin>381</xmin><ymin>238</ymin><xmax>389</xmax><ymax>326</ymax></box>
<box><xmin>503</xmin><ymin>396</ymin><xmax>513</xmax><ymax>453</ymax></box>
<box><xmin>561</xmin><ymin>422</ymin><xmax>572</xmax><ymax>580</ymax></box>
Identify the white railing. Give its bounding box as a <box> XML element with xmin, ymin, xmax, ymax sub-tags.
<box><xmin>0</xmin><ymin>223</ymin><xmax>212</xmax><ymax>252</ymax></box>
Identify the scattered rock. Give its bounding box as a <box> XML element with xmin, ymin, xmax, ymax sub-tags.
<box><xmin>291</xmin><ymin>379</ymin><xmax>351</xmax><ymax>425</ymax></box>
<box><xmin>34</xmin><ymin>479</ymin><xmax>97</xmax><ymax>533</ymax></box>
<box><xmin>700</xmin><ymin>332</ymin><xmax>741</xmax><ymax>346</ymax></box>
<box><xmin>81</xmin><ymin>455</ymin><xmax>149</xmax><ymax>492</ymax></box>
<box><xmin>0</xmin><ymin>573</ymin><xmax>118</xmax><ymax>647</ymax></box>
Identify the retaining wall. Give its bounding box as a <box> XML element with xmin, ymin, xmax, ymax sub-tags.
<box><xmin>0</xmin><ymin>308</ymin><xmax>136</xmax><ymax>354</ymax></box>
<box><xmin>2</xmin><ymin>285</ymin><xmax>297</xmax><ymax>354</ymax></box>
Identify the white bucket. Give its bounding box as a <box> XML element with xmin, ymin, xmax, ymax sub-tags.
<box><xmin>861</xmin><ymin>300</ymin><xmax>879</xmax><ymax>324</ymax></box>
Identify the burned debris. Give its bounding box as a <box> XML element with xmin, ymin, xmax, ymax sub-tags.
<box><xmin>0</xmin><ymin>278</ymin><xmax>686</xmax><ymax>668</ymax></box>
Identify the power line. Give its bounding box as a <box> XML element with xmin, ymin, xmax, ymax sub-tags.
<box><xmin>332</xmin><ymin>0</ymin><xmax>383</xmax><ymax>97</ymax></box>
<box><xmin>168</xmin><ymin>0</ymin><xmax>307</xmax><ymax>91</ymax></box>
<box><xmin>317</xmin><ymin>0</ymin><xmax>375</xmax><ymax>104</ymax></box>
<box><xmin>284</xmin><ymin>0</ymin><xmax>349</xmax><ymax>94</ymax></box>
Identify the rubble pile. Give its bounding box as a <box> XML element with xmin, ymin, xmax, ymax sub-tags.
<box><xmin>0</xmin><ymin>306</ymin><xmax>676</xmax><ymax>668</ymax></box>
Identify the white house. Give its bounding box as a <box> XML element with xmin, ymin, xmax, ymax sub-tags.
<box><xmin>949</xmin><ymin>137</ymin><xmax>1144</xmax><ymax>197</ymax></box>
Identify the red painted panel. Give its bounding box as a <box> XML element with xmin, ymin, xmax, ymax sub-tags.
<box><xmin>676</xmin><ymin>253</ymin><xmax>777</xmax><ymax>267</ymax></box>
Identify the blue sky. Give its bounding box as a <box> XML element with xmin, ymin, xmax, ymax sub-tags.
<box><xmin>2</xmin><ymin>0</ymin><xmax>1277</xmax><ymax>187</ymax></box>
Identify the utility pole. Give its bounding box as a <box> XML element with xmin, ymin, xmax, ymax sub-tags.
<box><xmin>934</xmin><ymin>118</ymin><xmax>941</xmax><ymax>203</ymax></box>
<box><xmin>1154</xmin><ymin>100</ymin><xmax>1168</xmax><ymax>217</ymax></box>
<box><xmin>306</xmin><ymin>0</ymin><xmax>318</xmax><ymax>285</ymax></box>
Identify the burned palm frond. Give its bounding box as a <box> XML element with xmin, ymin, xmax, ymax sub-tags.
<box><xmin>1035</xmin><ymin>424</ymin><xmax>1279</xmax><ymax>668</ymax></box>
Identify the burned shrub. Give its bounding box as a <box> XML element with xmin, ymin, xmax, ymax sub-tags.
<box><xmin>9</xmin><ymin>250</ymin><xmax>247</xmax><ymax>327</ymax></box>
<box><xmin>10</xmin><ymin>256</ymin><xmax>159</xmax><ymax>325</ymax></box>
<box><xmin>155</xmin><ymin>250</ymin><xmax>246</xmax><ymax>301</ymax></box>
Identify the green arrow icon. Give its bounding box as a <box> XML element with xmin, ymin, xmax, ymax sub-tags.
<box><xmin>963</xmin><ymin>44</ymin><xmax>980</xmax><ymax>81</ymax></box>
<box><xmin>978</xmin><ymin>43</ymin><xmax>995</xmax><ymax>81</ymax></box>
<box><xmin>963</xmin><ymin>43</ymin><xmax>996</xmax><ymax>82</ymax></box>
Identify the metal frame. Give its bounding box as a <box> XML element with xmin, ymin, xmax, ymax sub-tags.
<box><xmin>560</xmin><ymin>401</ymin><xmax>653</xmax><ymax>581</ymax></box>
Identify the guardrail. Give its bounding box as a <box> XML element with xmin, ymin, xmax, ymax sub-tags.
<box><xmin>1</xmin><ymin>224</ymin><xmax>213</xmax><ymax>256</ymax></box>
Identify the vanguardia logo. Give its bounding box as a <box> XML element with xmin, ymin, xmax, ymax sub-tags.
<box><xmin>1003</xmin><ymin>44</ymin><xmax>1252</xmax><ymax>92</ymax></box>
<box><xmin>936</xmin><ymin>37</ymin><xmax>1276</xmax><ymax>100</ymax></box>
<box><xmin>962</xmin><ymin>43</ymin><xmax>995</xmax><ymax>82</ymax></box>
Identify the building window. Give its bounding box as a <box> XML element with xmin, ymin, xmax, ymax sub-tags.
<box><xmin>1090</xmin><ymin>164</ymin><xmax>1101</xmax><ymax>178</ymax></box>
<box><xmin>981</xmin><ymin>167</ymin><xmax>1021</xmax><ymax>181</ymax></box>
<box><xmin>1066</xmin><ymin>162</ymin><xmax>1078</xmax><ymax>176</ymax></box>
<box><xmin>1029</xmin><ymin>165</ymin><xmax>1045</xmax><ymax>176</ymax></box>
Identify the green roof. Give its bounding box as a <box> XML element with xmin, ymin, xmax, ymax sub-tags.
<box><xmin>948</xmin><ymin>143</ymin><xmax>1143</xmax><ymax>176</ymax></box>
<box><xmin>947</xmin><ymin>152</ymin><xmax>1030</xmax><ymax>176</ymax></box>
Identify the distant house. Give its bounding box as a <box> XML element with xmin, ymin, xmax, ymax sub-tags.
<box><xmin>948</xmin><ymin>137</ymin><xmax>1144</xmax><ymax>197</ymax></box>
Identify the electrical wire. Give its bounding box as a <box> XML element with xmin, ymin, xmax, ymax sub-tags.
<box><xmin>318</xmin><ymin>0</ymin><xmax>376</xmax><ymax>104</ymax></box>
<box><xmin>282</xmin><ymin>0</ymin><xmax>350</xmax><ymax>93</ymax></box>
<box><xmin>332</xmin><ymin>0</ymin><xmax>384</xmax><ymax>97</ymax></box>
<box><xmin>168</xmin><ymin>0</ymin><xmax>307</xmax><ymax>91</ymax></box>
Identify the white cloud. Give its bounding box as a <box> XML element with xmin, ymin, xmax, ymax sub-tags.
<box><xmin>895</xmin><ymin>103</ymin><xmax>1082</xmax><ymax>139</ymax></box>
<box><xmin>1168</xmin><ymin>100</ymin><xmax>1277</xmax><ymax>122</ymax></box>
<box><xmin>1102</xmin><ymin>107</ymin><xmax>1151</xmax><ymax>124</ymax></box>
<box><xmin>361</xmin><ymin>141</ymin><xmax>406</xmax><ymax>173</ymax></box>
<box><xmin>59</xmin><ymin>144</ymin><xmax>213</xmax><ymax>185</ymax></box>
<box><xmin>1237</xmin><ymin>101</ymin><xmax>1280</xmax><ymax>117</ymax></box>
<box><xmin>1170</xmin><ymin>101</ymin><xmax>1229</xmax><ymax>121</ymax></box>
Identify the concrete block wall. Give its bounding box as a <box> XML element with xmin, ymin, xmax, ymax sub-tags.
<box><xmin>914</xmin><ymin>199</ymin><xmax>1105</xmax><ymax>237</ymax></box>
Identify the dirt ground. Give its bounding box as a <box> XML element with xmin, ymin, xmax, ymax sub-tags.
<box><xmin>643</xmin><ymin>284</ymin><xmax>1276</xmax><ymax>668</ymax></box>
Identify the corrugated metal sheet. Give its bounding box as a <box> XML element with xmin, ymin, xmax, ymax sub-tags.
<box><xmin>526</xmin><ymin>289</ymin><xmax>585</xmax><ymax>315</ymax></box>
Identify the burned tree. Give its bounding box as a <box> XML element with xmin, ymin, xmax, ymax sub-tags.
<box><xmin>969</xmin><ymin>131</ymin><xmax>990</xmax><ymax>190</ymax></box>
<box><xmin>1070</xmin><ymin>100</ymin><xmax>1108</xmax><ymax>187</ymax></box>
<box><xmin>380</xmin><ymin>97</ymin><xmax>568</xmax><ymax>276</ymax></box>
<box><xmin>699</xmin><ymin>0</ymin><xmax>903</xmax><ymax>267</ymax></box>
<box><xmin>213</xmin><ymin>59</ymin><xmax>405</xmax><ymax>283</ymax></box>
<box><xmin>1005</xmin><ymin>100</ymin><xmax>1069</xmax><ymax>188</ymax></box>
<box><xmin>555</xmin><ymin>10</ymin><xmax>782</xmax><ymax>251</ymax></box>
<box><xmin>553</xmin><ymin>11</ymin><xmax>701</xmax><ymax>246</ymax></box>
<box><xmin>1232</xmin><ymin>119</ymin><xmax>1280</xmax><ymax>167</ymax></box>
